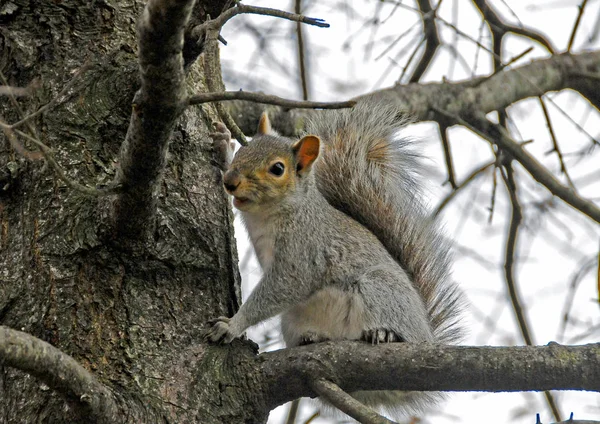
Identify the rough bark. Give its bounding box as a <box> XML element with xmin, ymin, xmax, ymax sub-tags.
<box><xmin>0</xmin><ymin>0</ymin><xmax>258</xmax><ymax>422</ymax></box>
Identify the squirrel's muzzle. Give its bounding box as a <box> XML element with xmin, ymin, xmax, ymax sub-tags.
<box><xmin>223</xmin><ymin>170</ymin><xmax>241</xmax><ymax>193</ymax></box>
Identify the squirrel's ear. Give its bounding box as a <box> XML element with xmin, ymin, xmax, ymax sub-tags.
<box><xmin>292</xmin><ymin>135</ymin><xmax>320</xmax><ymax>176</ymax></box>
<box><xmin>257</xmin><ymin>112</ymin><xmax>273</xmax><ymax>135</ymax></box>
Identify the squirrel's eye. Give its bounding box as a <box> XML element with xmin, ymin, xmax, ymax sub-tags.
<box><xmin>269</xmin><ymin>162</ymin><xmax>285</xmax><ymax>176</ymax></box>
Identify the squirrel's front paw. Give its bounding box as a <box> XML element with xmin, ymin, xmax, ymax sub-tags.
<box><xmin>210</xmin><ymin>122</ymin><xmax>235</xmax><ymax>171</ymax></box>
<box><xmin>204</xmin><ymin>316</ymin><xmax>236</xmax><ymax>344</ymax></box>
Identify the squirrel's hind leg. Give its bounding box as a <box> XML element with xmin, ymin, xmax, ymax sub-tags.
<box><xmin>358</xmin><ymin>266</ymin><xmax>435</xmax><ymax>343</ymax></box>
<box><xmin>281</xmin><ymin>287</ymin><xmax>366</xmax><ymax>347</ymax></box>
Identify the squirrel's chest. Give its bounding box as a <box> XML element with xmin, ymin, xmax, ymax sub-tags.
<box><xmin>241</xmin><ymin>212</ymin><xmax>277</xmax><ymax>270</ymax></box>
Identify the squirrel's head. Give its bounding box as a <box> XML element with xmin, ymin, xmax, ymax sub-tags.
<box><xmin>223</xmin><ymin>113</ymin><xmax>321</xmax><ymax>213</ymax></box>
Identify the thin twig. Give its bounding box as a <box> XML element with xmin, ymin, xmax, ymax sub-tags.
<box><xmin>431</xmin><ymin>107</ymin><xmax>600</xmax><ymax>224</ymax></box>
<box><xmin>0</xmin><ymin>82</ymin><xmax>37</xmax><ymax>97</ymax></box>
<box><xmin>188</xmin><ymin>91</ymin><xmax>355</xmax><ymax>109</ymax></box>
<box><xmin>471</xmin><ymin>0</ymin><xmax>555</xmax><ymax>53</ymax></box>
<box><xmin>309</xmin><ymin>379</ymin><xmax>397</xmax><ymax>424</ymax></box>
<box><xmin>410</xmin><ymin>0</ymin><xmax>440</xmax><ymax>83</ymax></box>
<box><xmin>503</xmin><ymin>165</ymin><xmax>562</xmax><ymax>421</ymax></box>
<box><xmin>473</xmin><ymin>47</ymin><xmax>534</xmax><ymax>88</ymax></box>
<box><xmin>295</xmin><ymin>0</ymin><xmax>309</xmax><ymax>101</ymax></box>
<box><xmin>501</xmin><ymin>164</ymin><xmax>533</xmax><ymax>345</ymax></box>
<box><xmin>10</xmin><ymin>61</ymin><xmax>92</xmax><ymax>130</ymax></box>
<box><xmin>438</xmin><ymin>123</ymin><xmax>457</xmax><ymax>189</ymax></box>
<box><xmin>193</xmin><ymin>3</ymin><xmax>329</xmax><ymax>39</ymax></box>
<box><xmin>284</xmin><ymin>399</ymin><xmax>300</xmax><ymax>424</ymax></box>
<box><xmin>399</xmin><ymin>37</ymin><xmax>425</xmax><ymax>83</ymax></box>
<box><xmin>0</xmin><ymin>122</ymin><xmax>120</xmax><ymax>196</ymax></box>
<box><xmin>567</xmin><ymin>0</ymin><xmax>589</xmax><ymax>52</ymax></box>
<box><xmin>539</xmin><ymin>97</ymin><xmax>575</xmax><ymax>189</ymax></box>
<box><xmin>434</xmin><ymin>160</ymin><xmax>495</xmax><ymax>216</ymax></box>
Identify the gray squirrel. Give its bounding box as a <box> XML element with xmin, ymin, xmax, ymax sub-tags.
<box><xmin>206</xmin><ymin>101</ymin><xmax>463</xmax><ymax>417</ymax></box>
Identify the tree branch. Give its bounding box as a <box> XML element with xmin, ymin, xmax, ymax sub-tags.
<box><xmin>433</xmin><ymin>109</ymin><xmax>600</xmax><ymax>224</ymax></box>
<box><xmin>258</xmin><ymin>342</ymin><xmax>600</xmax><ymax>410</ymax></box>
<box><xmin>0</xmin><ymin>326</ymin><xmax>118</xmax><ymax>423</ymax></box>
<box><xmin>231</xmin><ymin>50</ymin><xmax>600</xmax><ymax>137</ymax></box>
<box><xmin>471</xmin><ymin>0</ymin><xmax>555</xmax><ymax>54</ymax></box>
<box><xmin>188</xmin><ymin>91</ymin><xmax>355</xmax><ymax>109</ymax></box>
<box><xmin>410</xmin><ymin>0</ymin><xmax>440</xmax><ymax>83</ymax></box>
<box><xmin>310</xmin><ymin>379</ymin><xmax>397</xmax><ymax>424</ymax></box>
<box><xmin>358</xmin><ymin>51</ymin><xmax>600</xmax><ymax>119</ymax></box>
<box><xmin>191</xmin><ymin>3</ymin><xmax>329</xmax><ymax>38</ymax></box>
<box><xmin>111</xmin><ymin>0</ymin><xmax>195</xmax><ymax>239</ymax></box>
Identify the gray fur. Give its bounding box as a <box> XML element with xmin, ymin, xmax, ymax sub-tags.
<box><xmin>206</xmin><ymin>102</ymin><xmax>463</xmax><ymax>419</ymax></box>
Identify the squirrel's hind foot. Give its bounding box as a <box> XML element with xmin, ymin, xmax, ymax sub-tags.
<box><xmin>298</xmin><ymin>332</ymin><xmax>330</xmax><ymax>346</ymax></box>
<box><xmin>361</xmin><ymin>329</ymin><xmax>404</xmax><ymax>344</ymax></box>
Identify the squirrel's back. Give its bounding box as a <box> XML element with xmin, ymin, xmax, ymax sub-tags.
<box><xmin>306</xmin><ymin>101</ymin><xmax>463</xmax><ymax>344</ymax></box>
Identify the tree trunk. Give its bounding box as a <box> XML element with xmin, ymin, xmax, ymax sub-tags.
<box><xmin>0</xmin><ymin>1</ymin><xmax>265</xmax><ymax>422</ymax></box>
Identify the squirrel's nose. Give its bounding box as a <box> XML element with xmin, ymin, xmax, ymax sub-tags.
<box><xmin>223</xmin><ymin>170</ymin><xmax>241</xmax><ymax>193</ymax></box>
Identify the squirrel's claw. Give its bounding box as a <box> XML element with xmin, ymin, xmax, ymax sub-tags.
<box><xmin>209</xmin><ymin>121</ymin><xmax>231</xmax><ymax>142</ymax></box>
<box><xmin>361</xmin><ymin>328</ymin><xmax>404</xmax><ymax>345</ymax></box>
<box><xmin>210</xmin><ymin>122</ymin><xmax>235</xmax><ymax>172</ymax></box>
<box><xmin>204</xmin><ymin>316</ymin><xmax>236</xmax><ymax>344</ymax></box>
<box><xmin>298</xmin><ymin>331</ymin><xmax>329</xmax><ymax>346</ymax></box>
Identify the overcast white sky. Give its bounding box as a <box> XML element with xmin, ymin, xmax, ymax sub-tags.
<box><xmin>219</xmin><ymin>1</ymin><xmax>600</xmax><ymax>422</ymax></box>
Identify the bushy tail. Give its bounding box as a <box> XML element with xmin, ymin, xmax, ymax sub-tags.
<box><xmin>307</xmin><ymin>100</ymin><xmax>463</xmax><ymax>343</ymax></box>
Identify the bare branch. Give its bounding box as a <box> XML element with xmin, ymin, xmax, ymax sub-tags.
<box><xmin>438</xmin><ymin>123</ymin><xmax>457</xmax><ymax>189</ymax></box>
<box><xmin>367</xmin><ymin>51</ymin><xmax>600</xmax><ymax>118</ymax></box>
<box><xmin>192</xmin><ymin>3</ymin><xmax>329</xmax><ymax>38</ymax></box>
<box><xmin>410</xmin><ymin>0</ymin><xmax>440</xmax><ymax>83</ymax></box>
<box><xmin>0</xmin><ymin>326</ymin><xmax>118</xmax><ymax>422</ymax></box>
<box><xmin>112</xmin><ymin>0</ymin><xmax>195</xmax><ymax>238</ymax></box>
<box><xmin>501</xmin><ymin>164</ymin><xmax>533</xmax><ymax>346</ymax></box>
<box><xmin>295</xmin><ymin>0</ymin><xmax>309</xmax><ymax>101</ymax></box>
<box><xmin>0</xmin><ymin>123</ymin><xmax>120</xmax><ymax>196</ymax></box>
<box><xmin>568</xmin><ymin>0</ymin><xmax>589</xmax><ymax>52</ymax></box>
<box><xmin>9</xmin><ymin>61</ymin><xmax>91</xmax><ymax>130</ymax></box>
<box><xmin>502</xmin><ymin>139</ymin><xmax>563</xmax><ymax>422</ymax></box>
<box><xmin>188</xmin><ymin>91</ymin><xmax>355</xmax><ymax>109</ymax></box>
<box><xmin>434</xmin><ymin>161</ymin><xmax>495</xmax><ymax>216</ymax></box>
<box><xmin>259</xmin><ymin>342</ymin><xmax>600</xmax><ymax>410</ymax></box>
<box><xmin>431</xmin><ymin>107</ymin><xmax>600</xmax><ymax>224</ymax></box>
<box><xmin>539</xmin><ymin>97</ymin><xmax>575</xmax><ymax>189</ymax></box>
<box><xmin>471</xmin><ymin>0</ymin><xmax>555</xmax><ymax>54</ymax></box>
<box><xmin>202</xmin><ymin>24</ymin><xmax>249</xmax><ymax>145</ymax></box>
<box><xmin>310</xmin><ymin>379</ymin><xmax>397</xmax><ymax>424</ymax></box>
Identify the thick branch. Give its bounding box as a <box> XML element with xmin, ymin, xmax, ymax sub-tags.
<box><xmin>229</xmin><ymin>50</ymin><xmax>600</xmax><ymax>136</ymax></box>
<box><xmin>358</xmin><ymin>51</ymin><xmax>600</xmax><ymax>118</ymax></box>
<box><xmin>111</xmin><ymin>0</ymin><xmax>195</xmax><ymax>239</ymax></box>
<box><xmin>0</xmin><ymin>326</ymin><xmax>118</xmax><ymax>423</ymax></box>
<box><xmin>258</xmin><ymin>342</ymin><xmax>600</xmax><ymax>410</ymax></box>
